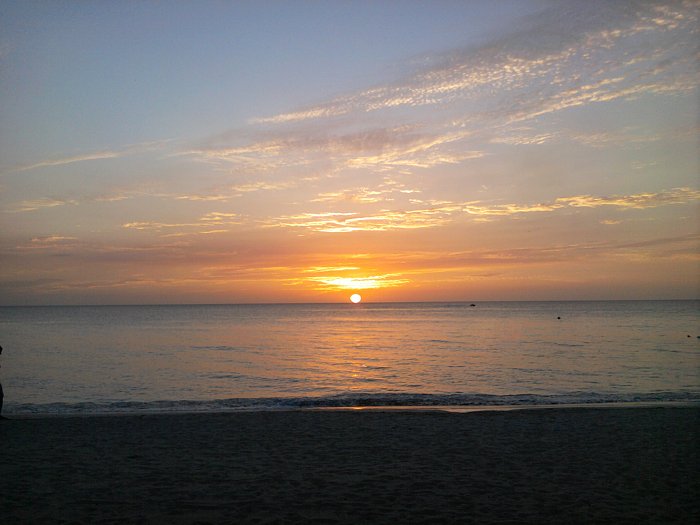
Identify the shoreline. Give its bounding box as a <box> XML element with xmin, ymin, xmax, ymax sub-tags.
<box><xmin>2</xmin><ymin>406</ymin><xmax>698</xmax><ymax>523</ymax></box>
<box><xmin>4</xmin><ymin>399</ymin><xmax>699</xmax><ymax>419</ymax></box>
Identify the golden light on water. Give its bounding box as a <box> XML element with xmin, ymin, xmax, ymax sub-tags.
<box><xmin>350</xmin><ymin>293</ymin><xmax>362</xmax><ymax>303</ymax></box>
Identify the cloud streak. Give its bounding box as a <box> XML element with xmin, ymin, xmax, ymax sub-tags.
<box><xmin>11</xmin><ymin>151</ymin><xmax>121</xmax><ymax>173</ymax></box>
<box><xmin>252</xmin><ymin>1</ymin><xmax>698</xmax><ymax>126</ymax></box>
<box><xmin>3</xmin><ymin>140</ymin><xmax>172</xmax><ymax>175</ymax></box>
<box><xmin>123</xmin><ymin>211</ymin><xmax>242</xmax><ymax>235</ymax></box>
<box><xmin>558</xmin><ymin>188</ymin><xmax>700</xmax><ymax>209</ymax></box>
<box><xmin>184</xmin><ymin>124</ymin><xmax>480</xmax><ymax>175</ymax></box>
<box><xmin>7</xmin><ymin>198</ymin><xmax>78</xmax><ymax>213</ymax></box>
<box><xmin>267</xmin><ymin>187</ymin><xmax>700</xmax><ymax>233</ymax></box>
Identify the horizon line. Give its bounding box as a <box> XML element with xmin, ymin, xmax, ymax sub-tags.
<box><xmin>1</xmin><ymin>298</ymin><xmax>698</xmax><ymax>308</ymax></box>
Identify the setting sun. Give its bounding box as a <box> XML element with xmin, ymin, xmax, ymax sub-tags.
<box><xmin>350</xmin><ymin>294</ymin><xmax>362</xmax><ymax>304</ymax></box>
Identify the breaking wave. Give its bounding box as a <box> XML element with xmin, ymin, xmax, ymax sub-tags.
<box><xmin>6</xmin><ymin>390</ymin><xmax>699</xmax><ymax>417</ymax></box>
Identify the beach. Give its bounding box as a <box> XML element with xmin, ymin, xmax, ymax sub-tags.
<box><xmin>2</xmin><ymin>407</ymin><xmax>698</xmax><ymax>524</ymax></box>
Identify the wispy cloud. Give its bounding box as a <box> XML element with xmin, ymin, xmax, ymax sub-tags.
<box><xmin>463</xmin><ymin>202</ymin><xmax>565</xmax><ymax>218</ymax></box>
<box><xmin>7</xmin><ymin>198</ymin><xmax>78</xmax><ymax>213</ymax></box>
<box><xmin>490</xmin><ymin>126</ymin><xmax>673</xmax><ymax>148</ymax></box>
<box><xmin>265</xmin><ymin>205</ymin><xmax>463</xmax><ymax>233</ymax></box>
<box><xmin>9</xmin><ymin>151</ymin><xmax>122</xmax><ymax>173</ymax></box>
<box><xmin>267</xmin><ymin>187</ymin><xmax>700</xmax><ymax>233</ymax></box>
<box><xmin>343</xmin><ymin>131</ymin><xmax>482</xmax><ymax>170</ymax></box>
<box><xmin>194</xmin><ymin>261</ymin><xmax>410</xmax><ymax>291</ymax></box>
<box><xmin>184</xmin><ymin>124</ymin><xmax>479</xmax><ymax>174</ymax></box>
<box><xmin>230</xmin><ymin>180</ymin><xmax>298</xmax><ymax>193</ymax></box>
<box><xmin>304</xmin><ymin>274</ymin><xmax>410</xmax><ymax>291</ymax></box>
<box><xmin>490</xmin><ymin>129</ymin><xmax>559</xmax><ymax>146</ymax></box>
<box><xmin>177</xmin><ymin>0</ymin><xmax>699</xmax><ymax>198</ymax></box>
<box><xmin>11</xmin><ymin>236</ymin><xmax>196</xmax><ymax>263</ymax></box>
<box><xmin>123</xmin><ymin>211</ymin><xmax>242</xmax><ymax>235</ymax></box>
<box><xmin>3</xmin><ymin>140</ymin><xmax>172</xmax><ymax>175</ymax></box>
<box><xmin>173</xmin><ymin>194</ymin><xmax>233</xmax><ymax>202</ymax></box>
<box><xmin>557</xmin><ymin>187</ymin><xmax>700</xmax><ymax>209</ymax></box>
<box><xmin>6</xmin><ymin>190</ymin><xmax>146</xmax><ymax>213</ymax></box>
<box><xmin>202</xmin><ymin>232</ymin><xmax>700</xmax><ymax>293</ymax></box>
<box><xmin>94</xmin><ymin>193</ymin><xmax>134</xmax><ymax>203</ymax></box>
<box><xmin>311</xmin><ymin>188</ymin><xmax>388</xmax><ymax>204</ymax></box>
<box><xmin>19</xmin><ymin>235</ymin><xmax>79</xmax><ymax>249</ymax></box>
<box><xmin>327</xmin><ymin>233</ymin><xmax>700</xmax><ymax>276</ymax></box>
<box><xmin>252</xmin><ymin>1</ymin><xmax>697</xmax><ymax>127</ymax></box>
<box><xmin>311</xmin><ymin>176</ymin><xmax>422</xmax><ymax>204</ymax></box>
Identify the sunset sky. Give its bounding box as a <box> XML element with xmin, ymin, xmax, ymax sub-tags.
<box><xmin>1</xmin><ymin>0</ymin><xmax>698</xmax><ymax>305</ymax></box>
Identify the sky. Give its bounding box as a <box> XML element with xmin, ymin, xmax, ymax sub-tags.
<box><xmin>1</xmin><ymin>0</ymin><xmax>698</xmax><ymax>305</ymax></box>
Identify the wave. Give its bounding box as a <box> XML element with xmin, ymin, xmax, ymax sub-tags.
<box><xmin>6</xmin><ymin>391</ymin><xmax>699</xmax><ymax>416</ymax></box>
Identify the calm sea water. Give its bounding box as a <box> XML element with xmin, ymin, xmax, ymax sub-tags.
<box><xmin>1</xmin><ymin>301</ymin><xmax>698</xmax><ymax>415</ymax></box>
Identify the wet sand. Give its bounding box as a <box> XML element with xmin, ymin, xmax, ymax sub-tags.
<box><xmin>1</xmin><ymin>407</ymin><xmax>698</xmax><ymax>524</ymax></box>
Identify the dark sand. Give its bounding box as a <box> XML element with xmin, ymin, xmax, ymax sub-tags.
<box><xmin>1</xmin><ymin>407</ymin><xmax>698</xmax><ymax>524</ymax></box>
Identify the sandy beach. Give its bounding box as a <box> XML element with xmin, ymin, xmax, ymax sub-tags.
<box><xmin>2</xmin><ymin>407</ymin><xmax>698</xmax><ymax>524</ymax></box>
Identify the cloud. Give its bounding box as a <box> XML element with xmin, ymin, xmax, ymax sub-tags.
<box><xmin>252</xmin><ymin>106</ymin><xmax>347</xmax><ymax>125</ymax></box>
<box><xmin>113</xmin><ymin>186</ymin><xmax>700</xmax><ymax>239</ymax></box>
<box><xmin>230</xmin><ymin>181</ymin><xmax>297</xmax><ymax>193</ymax></box>
<box><xmin>30</xmin><ymin>235</ymin><xmax>78</xmax><ymax>244</ymax></box>
<box><xmin>225</xmin><ymin>232</ymin><xmax>700</xmax><ymax>293</ymax></box>
<box><xmin>14</xmin><ymin>236</ymin><xmax>81</xmax><ymax>251</ymax></box>
<box><xmin>176</xmin><ymin>0</ymin><xmax>699</xmax><ymax>197</ymax></box>
<box><xmin>21</xmin><ymin>275</ymin><xmax>170</xmax><ymax>293</ymax></box>
<box><xmin>568</xmin><ymin>129</ymin><xmax>665</xmax><ymax>148</ymax></box>
<box><xmin>266</xmin><ymin>205</ymin><xmax>463</xmax><ymax>233</ymax></box>
<box><xmin>95</xmin><ymin>193</ymin><xmax>133</xmax><ymax>203</ymax></box>
<box><xmin>157</xmin><ymin>186</ymin><xmax>294</xmax><ymax>202</ymax></box>
<box><xmin>557</xmin><ymin>187</ymin><xmax>700</xmax><ymax>209</ymax></box>
<box><xmin>199</xmin><ymin>260</ymin><xmax>411</xmax><ymax>291</ymax></box>
<box><xmin>6</xmin><ymin>189</ymin><xmax>144</xmax><ymax>213</ymax></box>
<box><xmin>311</xmin><ymin>189</ymin><xmax>388</xmax><ymax>204</ymax></box>
<box><xmin>4</xmin><ymin>140</ymin><xmax>172</xmax><ymax>175</ymax></box>
<box><xmin>461</xmin><ymin>187</ymin><xmax>700</xmax><ymax>222</ymax></box>
<box><xmin>336</xmin><ymin>233</ymin><xmax>700</xmax><ymax>275</ymax></box>
<box><xmin>262</xmin><ymin>212</ymin><xmax>358</xmax><ymax>232</ymax></box>
<box><xmin>184</xmin><ymin>124</ymin><xmax>480</xmax><ymax>175</ymax></box>
<box><xmin>311</xmin><ymin>177</ymin><xmax>422</xmax><ymax>204</ymax></box>
<box><xmin>302</xmin><ymin>266</ymin><xmax>361</xmax><ymax>273</ymax></box>
<box><xmin>123</xmin><ymin>211</ymin><xmax>242</xmax><ymax>234</ymax></box>
<box><xmin>174</xmin><ymin>194</ymin><xmax>233</xmax><ymax>202</ymax></box>
<box><xmin>491</xmin><ymin>130</ymin><xmax>558</xmax><ymax>146</ymax></box>
<box><xmin>304</xmin><ymin>274</ymin><xmax>410</xmax><ymax>291</ymax></box>
<box><xmin>343</xmin><ymin>132</ymin><xmax>483</xmax><ymax>170</ymax></box>
<box><xmin>267</xmin><ymin>187</ymin><xmax>700</xmax><ymax>233</ymax></box>
<box><xmin>252</xmin><ymin>1</ymin><xmax>697</xmax><ymax>127</ymax></box>
<box><xmin>9</xmin><ymin>151</ymin><xmax>121</xmax><ymax>173</ymax></box>
<box><xmin>463</xmin><ymin>201</ymin><xmax>565</xmax><ymax>218</ymax></box>
<box><xmin>7</xmin><ymin>198</ymin><xmax>77</xmax><ymax>213</ymax></box>
<box><xmin>489</xmin><ymin>126</ymin><xmax>672</xmax><ymax>148</ymax></box>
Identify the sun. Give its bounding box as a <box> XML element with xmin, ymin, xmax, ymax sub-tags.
<box><xmin>350</xmin><ymin>293</ymin><xmax>362</xmax><ymax>303</ymax></box>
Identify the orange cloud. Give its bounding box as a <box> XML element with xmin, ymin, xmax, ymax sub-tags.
<box><xmin>557</xmin><ymin>188</ymin><xmax>700</xmax><ymax>209</ymax></box>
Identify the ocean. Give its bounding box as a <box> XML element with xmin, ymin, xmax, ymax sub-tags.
<box><xmin>1</xmin><ymin>301</ymin><xmax>698</xmax><ymax>415</ymax></box>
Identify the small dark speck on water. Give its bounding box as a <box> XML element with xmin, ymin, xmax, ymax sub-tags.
<box><xmin>557</xmin><ymin>316</ymin><xmax>561</xmax><ymax>320</ymax></box>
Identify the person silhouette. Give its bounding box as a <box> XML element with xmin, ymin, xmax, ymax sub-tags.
<box><xmin>0</xmin><ymin>345</ymin><xmax>5</xmax><ymax>419</ymax></box>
